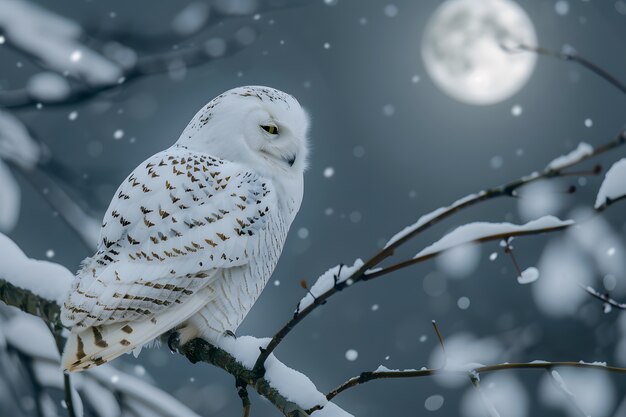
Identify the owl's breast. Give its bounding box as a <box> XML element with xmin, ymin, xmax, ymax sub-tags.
<box><xmin>191</xmin><ymin>208</ymin><xmax>291</xmax><ymax>339</ymax></box>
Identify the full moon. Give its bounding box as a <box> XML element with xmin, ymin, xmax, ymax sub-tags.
<box><xmin>422</xmin><ymin>0</ymin><xmax>537</xmax><ymax>105</ymax></box>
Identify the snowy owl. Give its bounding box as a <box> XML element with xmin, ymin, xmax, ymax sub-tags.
<box><xmin>61</xmin><ymin>86</ymin><xmax>309</xmax><ymax>372</ymax></box>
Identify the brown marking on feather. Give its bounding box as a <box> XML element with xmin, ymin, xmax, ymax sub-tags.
<box><xmin>120</xmin><ymin>339</ymin><xmax>131</xmax><ymax>346</ymax></box>
<box><xmin>92</xmin><ymin>327</ymin><xmax>108</xmax><ymax>348</ymax></box>
<box><xmin>204</xmin><ymin>239</ymin><xmax>217</xmax><ymax>247</ymax></box>
<box><xmin>121</xmin><ymin>325</ymin><xmax>133</xmax><ymax>334</ymax></box>
<box><xmin>216</xmin><ymin>232</ymin><xmax>229</xmax><ymax>241</ymax></box>
<box><xmin>75</xmin><ymin>335</ymin><xmax>86</xmax><ymax>360</ymax></box>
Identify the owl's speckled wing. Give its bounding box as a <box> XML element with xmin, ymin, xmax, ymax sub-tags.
<box><xmin>61</xmin><ymin>144</ymin><xmax>276</xmax><ymax>329</ymax></box>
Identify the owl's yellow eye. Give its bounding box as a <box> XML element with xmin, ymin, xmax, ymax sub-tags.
<box><xmin>261</xmin><ymin>125</ymin><xmax>278</xmax><ymax>135</ymax></box>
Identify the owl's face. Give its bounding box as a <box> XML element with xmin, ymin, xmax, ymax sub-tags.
<box><xmin>177</xmin><ymin>86</ymin><xmax>309</xmax><ymax>180</ymax></box>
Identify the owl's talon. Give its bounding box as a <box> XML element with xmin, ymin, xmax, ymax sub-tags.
<box><xmin>224</xmin><ymin>330</ymin><xmax>236</xmax><ymax>339</ymax></box>
<box><xmin>168</xmin><ymin>331</ymin><xmax>181</xmax><ymax>352</ymax></box>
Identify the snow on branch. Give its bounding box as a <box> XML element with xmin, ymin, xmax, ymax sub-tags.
<box><xmin>297</xmin><ymin>260</ymin><xmax>364</xmax><ymax>312</ymax></box>
<box><xmin>0</xmin><ymin>232</ymin><xmax>72</xmax><ymax>305</ymax></box>
<box><xmin>178</xmin><ymin>337</ymin><xmax>352</xmax><ymax>417</ymax></box>
<box><xmin>0</xmin><ymin>0</ymin><xmax>313</xmax><ymax>109</ymax></box>
<box><xmin>0</xmin><ymin>233</ymin><xmax>351</xmax><ymax>417</ymax></box>
<box><xmin>546</xmin><ymin>142</ymin><xmax>594</xmax><ymax>171</ymax></box>
<box><xmin>414</xmin><ymin>216</ymin><xmax>574</xmax><ymax>259</ymax></box>
<box><xmin>251</xmin><ymin>131</ymin><xmax>626</xmax><ymax>376</ymax></box>
<box><xmin>384</xmin><ymin>193</ymin><xmax>483</xmax><ymax>249</ymax></box>
<box><xmin>0</xmin><ymin>0</ymin><xmax>123</xmax><ymax>86</ymax></box>
<box><xmin>595</xmin><ymin>158</ymin><xmax>626</xmax><ymax>210</ymax></box>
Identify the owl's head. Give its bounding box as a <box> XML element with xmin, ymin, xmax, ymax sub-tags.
<box><xmin>177</xmin><ymin>86</ymin><xmax>310</xmax><ymax>179</ymax></box>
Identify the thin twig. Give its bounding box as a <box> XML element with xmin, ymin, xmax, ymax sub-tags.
<box><xmin>582</xmin><ymin>285</ymin><xmax>626</xmax><ymax>310</ymax></box>
<box><xmin>431</xmin><ymin>320</ymin><xmax>446</xmax><ymax>368</ymax></box>
<box><xmin>596</xmin><ymin>194</ymin><xmax>626</xmax><ymax>213</ymax></box>
<box><xmin>236</xmin><ymin>379</ymin><xmax>251</xmax><ymax>417</ymax></box>
<box><xmin>63</xmin><ymin>373</ymin><xmax>77</xmax><ymax>417</ymax></box>
<box><xmin>362</xmin><ymin>224</ymin><xmax>571</xmax><ymax>280</ymax></box>
<box><xmin>504</xmin><ymin>43</ymin><xmax>626</xmax><ymax>95</ymax></box>
<box><xmin>251</xmin><ymin>130</ymin><xmax>626</xmax><ymax>376</ymax></box>
<box><xmin>325</xmin><ymin>361</ymin><xmax>626</xmax><ymax>402</ymax></box>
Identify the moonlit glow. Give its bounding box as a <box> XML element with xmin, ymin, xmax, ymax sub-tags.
<box><xmin>422</xmin><ymin>0</ymin><xmax>537</xmax><ymax>105</ymax></box>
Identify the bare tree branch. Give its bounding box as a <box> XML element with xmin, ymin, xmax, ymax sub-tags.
<box><xmin>0</xmin><ymin>276</ymin><xmax>313</xmax><ymax>417</ymax></box>
<box><xmin>252</xmin><ymin>130</ymin><xmax>626</xmax><ymax>377</ymax></box>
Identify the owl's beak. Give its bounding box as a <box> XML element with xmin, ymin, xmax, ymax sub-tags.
<box><xmin>285</xmin><ymin>154</ymin><xmax>296</xmax><ymax>167</ymax></box>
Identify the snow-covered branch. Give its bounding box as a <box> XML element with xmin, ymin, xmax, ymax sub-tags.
<box><xmin>595</xmin><ymin>158</ymin><xmax>626</xmax><ymax>211</ymax></box>
<box><xmin>252</xmin><ymin>130</ymin><xmax>626</xmax><ymax>376</ymax></box>
<box><xmin>0</xmin><ymin>0</ymin><xmax>313</xmax><ymax>109</ymax></box>
<box><xmin>0</xmin><ymin>233</ymin><xmax>351</xmax><ymax>417</ymax></box>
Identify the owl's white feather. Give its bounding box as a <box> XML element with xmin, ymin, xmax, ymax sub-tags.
<box><xmin>61</xmin><ymin>86</ymin><xmax>309</xmax><ymax>372</ymax></box>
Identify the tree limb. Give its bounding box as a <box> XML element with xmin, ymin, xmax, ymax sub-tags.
<box><xmin>178</xmin><ymin>339</ymin><xmax>310</xmax><ymax>417</ymax></box>
<box><xmin>0</xmin><ymin>277</ymin><xmax>311</xmax><ymax>417</ymax></box>
<box><xmin>252</xmin><ymin>129</ymin><xmax>626</xmax><ymax>376</ymax></box>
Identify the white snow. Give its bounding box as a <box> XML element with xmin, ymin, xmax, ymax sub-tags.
<box><xmin>0</xmin><ymin>160</ymin><xmax>20</xmax><ymax>231</ymax></box>
<box><xmin>539</xmin><ymin>368</ymin><xmax>615</xmax><ymax>417</ymax></box>
<box><xmin>0</xmin><ymin>232</ymin><xmax>73</xmax><ymax>304</ymax></box>
<box><xmin>217</xmin><ymin>336</ymin><xmax>353</xmax><ymax>416</ymax></box>
<box><xmin>1</xmin><ymin>312</ymin><xmax>201</xmax><ymax>417</ymax></box>
<box><xmin>345</xmin><ymin>349</ymin><xmax>358</xmax><ymax>361</ymax></box>
<box><xmin>517</xmin><ymin>180</ymin><xmax>563</xmax><ymax>221</ymax></box>
<box><xmin>385</xmin><ymin>193</ymin><xmax>483</xmax><ymax>248</ymax></box>
<box><xmin>298</xmin><ymin>259</ymin><xmax>364</xmax><ymax>312</ymax></box>
<box><xmin>171</xmin><ymin>2</ymin><xmax>210</xmax><ymax>36</ymax></box>
<box><xmin>461</xmin><ymin>373</ymin><xmax>528</xmax><ymax>417</ymax></box>
<box><xmin>0</xmin><ymin>110</ymin><xmax>41</xmax><ymax>168</ymax></box>
<box><xmin>595</xmin><ymin>158</ymin><xmax>626</xmax><ymax>208</ymax></box>
<box><xmin>415</xmin><ymin>216</ymin><xmax>573</xmax><ymax>259</ymax></box>
<box><xmin>4</xmin><ymin>314</ymin><xmax>59</xmax><ymax>361</ymax></box>
<box><xmin>312</xmin><ymin>402</ymin><xmax>354</xmax><ymax>417</ymax></box>
<box><xmin>0</xmin><ymin>0</ymin><xmax>122</xmax><ymax>86</ymax></box>
<box><xmin>546</xmin><ymin>142</ymin><xmax>593</xmax><ymax>170</ymax></box>
<box><xmin>436</xmin><ymin>242</ymin><xmax>480</xmax><ymax>278</ymax></box>
<box><xmin>517</xmin><ymin>267</ymin><xmax>539</xmax><ymax>284</ymax></box>
<box><xmin>424</xmin><ymin>394</ymin><xmax>445</xmax><ymax>411</ymax></box>
<box><xmin>26</xmin><ymin>72</ymin><xmax>71</xmax><ymax>101</ymax></box>
<box><xmin>89</xmin><ymin>365</ymin><xmax>201</xmax><ymax>417</ymax></box>
<box><xmin>429</xmin><ymin>333</ymin><xmax>503</xmax><ymax>388</ymax></box>
<box><xmin>534</xmin><ymin>237</ymin><xmax>594</xmax><ymax>317</ymax></box>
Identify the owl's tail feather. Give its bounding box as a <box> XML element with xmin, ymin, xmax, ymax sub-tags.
<box><xmin>62</xmin><ymin>289</ymin><xmax>211</xmax><ymax>372</ymax></box>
